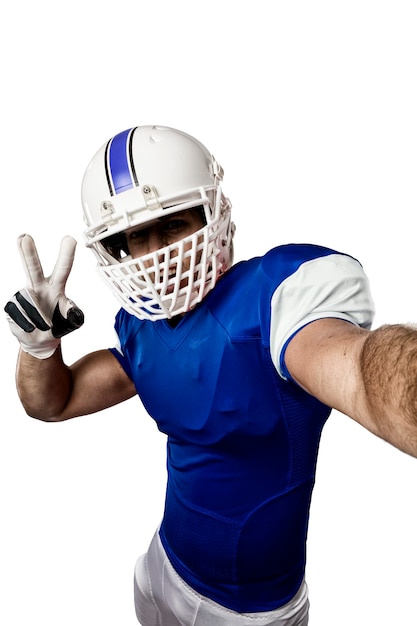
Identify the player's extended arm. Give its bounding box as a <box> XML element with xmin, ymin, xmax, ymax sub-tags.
<box><xmin>285</xmin><ymin>318</ymin><xmax>417</xmax><ymax>458</ymax></box>
<box><xmin>5</xmin><ymin>235</ymin><xmax>136</xmax><ymax>421</ymax></box>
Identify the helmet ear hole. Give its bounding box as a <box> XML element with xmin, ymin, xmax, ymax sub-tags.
<box><xmin>101</xmin><ymin>232</ymin><xmax>129</xmax><ymax>260</ymax></box>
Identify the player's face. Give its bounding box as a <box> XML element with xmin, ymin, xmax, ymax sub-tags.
<box><xmin>125</xmin><ymin>208</ymin><xmax>206</xmax><ymax>292</ymax></box>
<box><xmin>125</xmin><ymin>208</ymin><xmax>205</xmax><ymax>259</ymax></box>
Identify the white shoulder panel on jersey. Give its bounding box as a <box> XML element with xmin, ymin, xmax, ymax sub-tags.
<box><xmin>270</xmin><ymin>253</ymin><xmax>375</xmax><ymax>379</ymax></box>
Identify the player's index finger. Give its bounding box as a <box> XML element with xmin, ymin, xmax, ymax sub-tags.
<box><xmin>17</xmin><ymin>234</ymin><xmax>46</xmax><ymax>289</ymax></box>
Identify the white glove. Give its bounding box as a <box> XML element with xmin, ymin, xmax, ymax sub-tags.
<box><xmin>4</xmin><ymin>234</ymin><xmax>84</xmax><ymax>359</ymax></box>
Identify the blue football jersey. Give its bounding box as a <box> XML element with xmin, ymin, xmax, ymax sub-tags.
<box><xmin>110</xmin><ymin>244</ymin><xmax>374</xmax><ymax>612</ymax></box>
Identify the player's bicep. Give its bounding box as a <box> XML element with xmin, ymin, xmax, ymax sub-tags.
<box><xmin>284</xmin><ymin>318</ymin><xmax>369</xmax><ymax>418</ymax></box>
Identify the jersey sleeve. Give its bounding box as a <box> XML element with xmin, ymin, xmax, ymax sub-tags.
<box><xmin>270</xmin><ymin>253</ymin><xmax>375</xmax><ymax>380</ymax></box>
<box><xmin>108</xmin><ymin>308</ymin><xmax>134</xmax><ymax>381</ymax></box>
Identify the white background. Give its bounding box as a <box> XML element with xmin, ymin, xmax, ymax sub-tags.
<box><xmin>1</xmin><ymin>1</ymin><xmax>416</xmax><ymax>624</ymax></box>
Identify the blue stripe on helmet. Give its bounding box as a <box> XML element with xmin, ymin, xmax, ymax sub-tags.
<box><xmin>108</xmin><ymin>128</ymin><xmax>135</xmax><ymax>195</ymax></box>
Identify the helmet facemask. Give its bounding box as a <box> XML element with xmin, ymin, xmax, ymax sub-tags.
<box><xmin>86</xmin><ymin>189</ymin><xmax>233</xmax><ymax>321</ymax></box>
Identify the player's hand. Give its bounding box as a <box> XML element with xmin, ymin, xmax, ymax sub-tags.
<box><xmin>4</xmin><ymin>234</ymin><xmax>84</xmax><ymax>359</ymax></box>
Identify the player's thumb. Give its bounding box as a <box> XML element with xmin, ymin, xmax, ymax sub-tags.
<box><xmin>52</xmin><ymin>296</ymin><xmax>85</xmax><ymax>338</ymax></box>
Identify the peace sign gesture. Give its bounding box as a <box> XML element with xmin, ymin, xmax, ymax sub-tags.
<box><xmin>4</xmin><ymin>234</ymin><xmax>84</xmax><ymax>359</ymax></box>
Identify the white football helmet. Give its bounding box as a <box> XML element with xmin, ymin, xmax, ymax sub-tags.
<box><xmin>81</xmin><ymin>125</ymin><xmax>235</xmax><ymax>321</ymax></box>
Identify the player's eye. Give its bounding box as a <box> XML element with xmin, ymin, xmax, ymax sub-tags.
<box><xmin>127</xmin><ymin>228</ymin><xmax>149</xmax><ymax>242</ymax></box>
<box><xmin>163</xmin><ymin>219</ymin><xmax>187</xmax><ymax>231</ymax></box>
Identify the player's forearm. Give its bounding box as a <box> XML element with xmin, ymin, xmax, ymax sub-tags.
<box><xmin>360</xmin><ymin>324</ymin><xmax>417</xmax><ymax>457</ymax></box>
<box><xmin>16</xmin><ymin>345</ymin><xmax>73</xmax><ymax>421</ymax></box>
